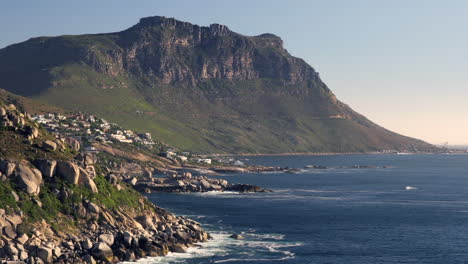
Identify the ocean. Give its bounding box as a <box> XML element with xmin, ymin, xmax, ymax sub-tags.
<box><xmin>136</xmin><ymin>154</ymin><xmax>468</xmax><ymax>264</ymax></box>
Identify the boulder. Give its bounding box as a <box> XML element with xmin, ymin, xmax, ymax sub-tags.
<box><xmin>174</xmin><ymin>230</ymin><xmax>191</xmax><ymax>242</ymax></box>
<box><xmin>10</xmin><ymin>114</ymin><xmax>25</xmax><ymax>127</ymax></box>
<box><xmin>98</xmin><ymin>233</ymin><xmax>115</xmax><ymax>247</ymax></box>
<box><xmin>56</xmin><ymin>161</ymin><xmax>80</xmax><ymax>185</ymax></box>
<box><xmin>0</xmin><ymin>118</ymin><xmax>13</xmax><ymax>127</ymax></box>
<box><xmin>169</xmin><ymin>244</ymin><xmax>187</xmax><ymax>253</ymax></box>
<box><xmin>0</xmin><ymin>160</ymin><xmax>16</xmax><ymax>177</ymax></box>
<box><xmin>78</xmin><ymin>168</ymin><xmax>98</xmax><ymax>193</ymax></box>
<box><xmin>107</xmin><ymin>174</ymin><xmax>118</xmax><ymax>185</ymax></box>
<box><xmin>86</xmin><ymin>165</ymin><xmax>97</xmax><ymax>179</ymax></box>
<box><xmin>0</xmin><ymin>107</ymin><xmax>6</xmax><ymax>116</ymax></box>
<box><xmin>87</xmin><ymin>202</ymin><xmax>100</xmax><ymax>215</ymax></box>
<box><xmin>83</xmin><ymin>255</ymin><xmax>97</xmax><ymax>264</ymax></box>
<box><xmin>84</xmin><ymin>154</ymin><xmax>96</xmax><ymax>165</ymax></box>
<box><xmin>81</xmin><ymin>239</ymin><xmax>93</xmax><ymax>250</ymax></box>
<box><xmin>33</xmin><ymin>159</ymin><xmax>57</xmax><ymax>178</ymax></box>
<box><xmin>65</xmin><ymin>137</ymin><xmax>81</xmax><ymax>152</ymax></box>
<box><xmin>136</xmin><ymin>215</ymin><xmax>155</xmax><ymax>230</ymax></box>
<box><xmin>91</xmin><ymin>242</ymin><xmax>113</xmax><ymax>261</ymax></box>
<box><xmin>7</xmin><ymin>244</ymin><xmax>19</xmax><ymax>256</ymax></box>
<box><xmin>200</xmin><ymin>179</ymin><xmax>212</xmax><ymax>189</ymax></box>
<box><xmin>6</xmin><ymin>214</ymin><xmax>22</xmax><ymax>227</ymax></box>
<box><xmin>219</xmin><ymin>179</ymin><xmax>228</xmax><ymax>187</ymax></box>
<box><xmin>8</xmin><ymin>104</ymin><xmax>16</xmax><ymax>111</ymax></box>
<box><xmin>176</xmin><ymin>180</ymin><xmax>185</xmax><ymax>187</ymax></box>
<box><xmin>15</xmin><ymin>233</ymin><xmax>29</xmax><ymax>244</ymax></box>
<box><xmin>3</xmin><ymin>225</ymin><xmax>17</xmax><ymax>239</ymax></box>
<box><xmin>42</xmin><ymin>140</ymin><xmax>57</xmax><ymax>151</ymax></box>
<box><xmin>36</xmin><ymin>246</ymin><xmax>53</xmax><ymax>263</ymax></box>
<box><xmin>122</xmin><ymin>232</ymin><xmax>133</xmax><ymax>247</ymax></box>
<box><xmin>19</xmin><ymin>249</ymin><xmax>28</xmax><ymax>260</ymax></box>
<box><xmin>211</xmin><ymin>184</ymin><xmax>222</xmax><ymax>191</ymax></box>
<box><xmin>54</xmin><ymin>139</ymin><xmax>66</xmax><ymax>150</ymax></box>
<box><xmin>14</xmin><ymin>164</ymin><xmax>42</xmax><ymax>195</ymax></box>
<box><xmin>53</xmin><ymin>247</ymin><xmax>61</xmax><ymax>258</ymax></box>
<box><xmin>25</xmin><ymin>126</ymin><xmax>39</xmax><ymax>140</ymax></box>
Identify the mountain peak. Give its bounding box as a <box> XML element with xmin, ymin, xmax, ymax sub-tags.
<box><xmin>134</xmin><ymin>16</ymin><xmax>231</xmax><ymax>35</ymax></box>
<box><xmin>138</xmin><ymin>15</ymin><xmax>187</xmax><ymax>28</ymax></box>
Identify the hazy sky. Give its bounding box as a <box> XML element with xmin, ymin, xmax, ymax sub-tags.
<box><xmin>1</xmin><ymin>0</ymin><xmax>467</xmax><ymax>144</ymax></box>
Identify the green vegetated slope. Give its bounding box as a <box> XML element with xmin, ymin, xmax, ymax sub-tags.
<box><xmin>0</xmin><ymin>100</ymin><xmax>141</xmax><ymax>231</ymax></box>
<box><xmin>0</xmin><ymin>16</ymin><xmax>436</xmax><ymax>153</ymax></box>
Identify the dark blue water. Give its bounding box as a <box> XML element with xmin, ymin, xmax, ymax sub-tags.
<box><xmin>140</xmin><ymin>154</ymin><xmax>468</xmax><ymax>264</ymax></box>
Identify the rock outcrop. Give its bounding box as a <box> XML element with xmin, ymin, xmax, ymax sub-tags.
<box><xmin>133</xmin><ymin>173</ymin><xmax>271</xmax><ymax>193</ymax></box>
<box><xmin>0</xmin><ymin>200</ymin><xmax>209</xmax><ymax>263</ymax></box>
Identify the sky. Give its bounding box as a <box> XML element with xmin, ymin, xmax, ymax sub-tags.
<box><xmin>1</xmin><ymin>0</ymin><xmax>467</xmax><ymax>145</ymax></box>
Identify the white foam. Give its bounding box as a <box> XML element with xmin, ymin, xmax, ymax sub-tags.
<box><xmin>123</xmin><ymin>233</ymin><xmax>229</xmax><ymax>264</ymax></box>
<box><xmin>122</xmin><ymin>231</ymin><xmax>302</xmax><ymax>264</ymax></box>
<box><xmin>248</xmin><ymin>233</ymin><xmax>285</xmax><ymax>240</ymax></box>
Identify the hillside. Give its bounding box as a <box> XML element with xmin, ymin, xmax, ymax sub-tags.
<box><xmin>0</xmin><ymin>100</ymin><xmax>209</xmax><ymax>263</ymax></box>
<box><xmin>0</xmin><ymin>16</ymin><xmax>436</xmax><ymax>153</ymax></box>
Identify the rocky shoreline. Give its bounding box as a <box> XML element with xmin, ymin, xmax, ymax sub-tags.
<box><xmin>0</xmin><ymin>156</ymin><xmax>211</xmax><ymax>264</ymax></box>
<box><xmin>0</xmin><ymin>202</ymin><xmax>210</xmax><ymax>264</ymax></box>
<box><xmin>132</xmin><ymin>172</ymin><xmax>271</xmax><ymax>193</ymax></box>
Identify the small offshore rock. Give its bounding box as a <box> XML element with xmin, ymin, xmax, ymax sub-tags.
<box><xmin>230</xmin><ymin>234</ymin><xmax>244</xmax><ymax>240</ymax></box>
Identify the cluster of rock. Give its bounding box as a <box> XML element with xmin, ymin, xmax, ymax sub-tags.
<box><xmin>0</xmin><ymin>104</ymin><xmax>81</xmax><ymax>153</ymax></box>
<box><xmin>40</xmin><ymin>137</ymin><xmax>80</xmax><ymax>153</ymax></box>
<box><xmin>131</xmin><ymin>172</ymin><xmax>271</xmax><ymax>193</ymax></box>
<box><xmin>0</xmin><ymin>158</ymin><xmax>98</xmax><ymax>196</ymax></box>
<box><xmin>304</xmin><ymin>164</ymin><xmax>388</xmax><ymax>170</ymax></box>
<box><xmin>0</xmin><ymin>202</ymin><xmax>209</xmax><ymax>263</ymax></box>
<box><xmin>0</xmin><ymin>104</ymin><xmax>38</xmax><ymax>140</ymax></box>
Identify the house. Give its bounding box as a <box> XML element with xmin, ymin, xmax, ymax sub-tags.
<box><xmin>141</xmin><ymin>133</ymin><xmax>152</xmax><ymax>140</ymax></box>
<box><xmin>197</xmin><ymin>158</ymin><xmax>212</xmax><ymax>165</ymax></box>
<box><xmin>177</xmin><ymin>156</ymin><xmax>188</xmax><ymax>162</ymax></box>
<box><xmin>84</xmin><ymin>146</ymin><xmax>99</xmax><ymax>153</ymax></box>
<box><xmin>158</xmin><ymin>152</ymin><xmax>173</xmax><ymax>159</ymax></box>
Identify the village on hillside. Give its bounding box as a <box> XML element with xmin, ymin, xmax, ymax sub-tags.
<box><xmin>31</xmin><ymin>113</ymin><xmax>246</xmax><ymax>166</ymax></box>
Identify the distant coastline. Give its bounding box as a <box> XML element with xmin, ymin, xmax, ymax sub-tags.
<box><xmin>206</xmin><ymin>151</ymin><xmax>446</xmax><ymax>157</ymax></box>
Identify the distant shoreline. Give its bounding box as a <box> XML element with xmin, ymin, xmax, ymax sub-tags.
<box><xmin>204</xmin><ymin>151</ymin><xmax>466</xmax><ymax>157</ymax></box>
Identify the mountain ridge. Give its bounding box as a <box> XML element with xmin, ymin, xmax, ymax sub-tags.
<box><xmin>0</xmin><ymin>16</ymin><xmax>437</xmax><ymax>153</ymax></box>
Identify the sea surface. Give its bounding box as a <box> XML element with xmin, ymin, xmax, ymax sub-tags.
<box><xmin>137</xmin><ymin>154</ymin><xmax>468</xmax><ymax>264</ymax></box>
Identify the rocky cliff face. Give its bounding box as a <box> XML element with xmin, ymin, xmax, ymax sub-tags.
<box><xmin>0</xmin><ymin>16</ymin><xmax>437</xmax><ymax>153</ymax></box>
<box><xmin>114</xmin><ymin>16</ymin><xmax>318</xmax><ymax>86</ymax></box>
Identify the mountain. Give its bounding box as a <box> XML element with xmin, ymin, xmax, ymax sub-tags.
<box><xmin>0</xmin><ymin>16</ymin><xmax>436</xmax><ymax>153</ymax></box>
